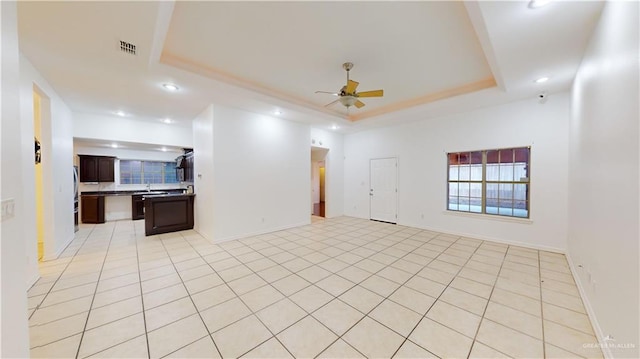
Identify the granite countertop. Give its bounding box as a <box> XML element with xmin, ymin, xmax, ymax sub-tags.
<box><xmin>80</xmin><ymin>189</ymin><xmax>186</xmax><ymax>196</ymax></box>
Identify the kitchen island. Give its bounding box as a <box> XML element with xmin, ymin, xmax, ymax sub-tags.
<box><xmin>144</xmin><ymin>193</ymin><xmax>195</xmax><ymax>236</ymax></box>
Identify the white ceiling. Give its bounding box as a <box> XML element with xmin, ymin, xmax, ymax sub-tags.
<box><xmin>17</xmin><ymin>1</ymin><xmax>604</xmax><ymax>134</ymax></box>
<box><xmin>74</xmin><ymin>138</ymin><xmax>185</xmax><ymax>154</ymax></box>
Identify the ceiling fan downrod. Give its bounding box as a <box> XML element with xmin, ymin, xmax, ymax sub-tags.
<box><xmin>343</xmin><ymin>62</ymin><xmax>353</xmax><ymax>83</ymax></box>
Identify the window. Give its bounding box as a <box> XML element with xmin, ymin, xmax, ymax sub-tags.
<box><xmin>447</xmin><ymin>147</ymin><xmax>530</xmax><ymax>218</ymax></box>
<box><xmin>120</xmin><ymin>160</ymin><xmax>178</xmax><ymax>184</ymax></box>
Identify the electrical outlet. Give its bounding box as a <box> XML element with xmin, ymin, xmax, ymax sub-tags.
<box><xmin>1</xmin><ymin>198</ymin><xmax>15</xmax><ymax>221</ymax></box>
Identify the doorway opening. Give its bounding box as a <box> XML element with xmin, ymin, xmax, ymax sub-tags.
<box><xmin>311</xmin><ymin>147</ymin><xmax>328</xmax><ymax>218</ymax></box>
<box><xmin>33</xmin><ymin>90</ymin><xmax>44</xmax><ymax>260</ymax></box>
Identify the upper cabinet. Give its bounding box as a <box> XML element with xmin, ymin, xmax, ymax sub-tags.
<box><xmin>79</xmin><ymin>155</ymin><xmax>115</xmax><ymax>182</ymax></box>
<box><xmin>184</xmin><ymin>152</ymin><xmax>194</xmax><ymax>183</ymax></box>
<box><xmin>176</xmin><ymin>150</ymin><xmax>194</xmax><ymax>183</ymax></box>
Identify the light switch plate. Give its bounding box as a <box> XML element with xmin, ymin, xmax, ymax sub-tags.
<box><xmin>1</xmin><ymin>198</ymin><xmax>15</xmax><ymax>221</ymax></box>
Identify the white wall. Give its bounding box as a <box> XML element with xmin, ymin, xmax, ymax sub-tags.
<box><xmin>73</xmin><ymin>113</ymin><xmax>192</xmax><ymax>148</ymax></box>
<box><xmin>311</xmin><ymin>128</ymin><xmax>345</xmax><ymax>218</ymax></box>
<box><xmin>344</xmin><ymin>94</ymin><xmax>570</xmax><ymax>251</ymax></box>
<box><xmin>208</xmin><ymin>106</ymin><xmax>310</xmax><ymax>241</ymax></box>
<box><xmin>20</xmin><ymin>56</ymin><xmax>75</xmax><ymax>262</ymax></box>
<box><xmin>192</xmin><ymin>105</ymin><xmax>215</xmax><ymax>239</ymax></box>
<box><xmin>1</xmin><ymin>1</ymin><xmax>30</xmax><ymax>356</ymax></box>
<box><xmin>568</xmin><ymin>2</ymin><xmax>639</xmax><ymax>357</ymax></box>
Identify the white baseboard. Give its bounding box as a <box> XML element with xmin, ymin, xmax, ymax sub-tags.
<box><xmin>27</xmin><ymin>273</ymin><xmax>40</xmax><ymax>290</ymax></box>
<box><xmin>42</xmin><ymin>233</ymin><xmax>75</xmax><ymax>261</ymax></box>
<box><xmin>323</xmin><ymin>215</ymin><xmax>566</xmax><ymax>253</ymax></box>
<box><xmin>196</xmin><ymin>220</ymin><xmax>311</xmax><ymax>244</ymax></box>
<box><xmin>422</xmin><ymin>224</ymin><xmax>566</xmax><ymax>253</ymax></box>
<box><xmin>565</xmin><ymin>253</ymin><xmax>612</xmax><ymax>359</ymax></box>
<box><xmin>392</xmin><ymin>219</ymin><xmax>566</xmax><ymax>253</ymax></box>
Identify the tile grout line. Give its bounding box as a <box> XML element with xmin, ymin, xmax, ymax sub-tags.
<box><xmin>28</xmin><ymin>226</ymin><xmax>98</xmax><ymax>322</ymax></box>
<box><xmin>133</xmin><ymin>222</ymin><xmax>152</xmax><ymax>359</ymax></box>
<box><xmin>182</xmin><ymin>220</ymin><xmax>405</xmax><ymax>357</ymax></box>
<box><xmin>538</xmin><ymin>249</ymin><xmax>547</xmax><ymax>359</ymax></box>
<box><xmin>465</xmin><ymin>244</ymin><xmax>511</xmax><ymax>359</ymax></box>
<box><xmin>312</xmin><ymin>230</ymin><xmax>449</xmax><ymax>358</ymax></box>
<box><xmin>294</xmin><ymin>222</ymin><xmax>432</xmax><ymax>357</ymax></box>
<box><xmin>291</xmin><ymin>226</ymin><xmax>500</xmax><ymax>356</ymax></box>
<box><xmin>74</xmin><ymin>223</ymin><xmax>118</xmax><ymax>359</ymax></box>
<box><xmin>281</xmin><ymin>229</ymin><xmax>456</xmax><ymax>357</ymax></box>
<box><xmin>156</xmin><ymin>232</ymin><xmax>225</xmax><ymax>358</ymax></box>
<box><xmin>246</xmin><ymin>225</ymin><xmax>412</xmax><ymax>356</ymax></box>
<box><xmin>28</xmin><ymin>229</ymin><xmax>116</xmax><ymax>352</ymax></box>
<box><xmin>389</xmin><ymin>235</ymin><xmax>488</xmax><ymax>358</ymax></box>
<box><xmin>181</xmin><ymin>231</ymin><xmax>304</xmax><ymax>358</ymax></box>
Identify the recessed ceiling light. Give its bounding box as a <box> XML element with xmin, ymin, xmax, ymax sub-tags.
<box><xmin>161</xmin><ymin>147</ymin><xmax>167</xmax><ymax>152</ymax></box>
<box><xmin>114</xmin><ymin>110</ymin><xmax>127</xmax><ymax>117</ymax></box>
<box><xmin>535</xmin><ymin>76</ymin><xmax>549</xmax><ymax>83</ymax></box>
<box><xmin>331</xmin><ymin>124</ymin><xmax>339</xmax><ymax>130</ymax></box>
<box><xmin>163</xmin><ymin>118</ymin><xmax>172</xmax><ymax>124</ymax></box>
<box><xmin>111</xmin><ymin>143</ymin><xmax>118</xmax><ymax>148</ymax></box>
<box><xmin>529</xmin><ymin>0</ymin><xmax>552</xmax><ymax>9</ymax></box>
<box><xmin>162</xmin><ymin>83</ymin><xmax>179</xmax><ymax>91</ymax></box>
<box><xmin>274</xmin><ymin>110</ymin><xmax>282</xmax><ymax>115</ymax></box>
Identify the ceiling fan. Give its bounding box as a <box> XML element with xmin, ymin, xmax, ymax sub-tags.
<box><xmin>316</xmin><ymin>62</ymin><xmax>384</xmax><ymax>109</ymax></box>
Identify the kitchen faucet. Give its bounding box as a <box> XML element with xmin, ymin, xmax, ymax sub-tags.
<box><xmin>146</xmin><ymin>183</ymin><xmax>151</xmax><ymax>192</ymax></box>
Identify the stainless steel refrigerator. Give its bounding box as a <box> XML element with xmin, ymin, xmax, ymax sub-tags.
<box><xmin>73</xmin><ymin>166</ymin><xmax>79</xmax><ymax>232</ymax></box>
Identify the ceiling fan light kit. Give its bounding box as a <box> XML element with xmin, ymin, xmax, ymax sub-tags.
<box><xmin>316</xmin><ymin>62</ymin><xmax>384</xmax><ymax>110</ymax></box>
<box><xmin>339</xmin><ymin>96</ymin><xmax>357</xmax><ymax>107</ymax></box>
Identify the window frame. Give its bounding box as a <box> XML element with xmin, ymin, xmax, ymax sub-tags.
<box><xmin>446</xmin><ymin>146</ymin><xmax>531</xmax><ymax>219</ymax></box>
<box><xmin>119</xmin><ymin>159</ymin><xmax>178</xmax><ymax>185</ymax></box>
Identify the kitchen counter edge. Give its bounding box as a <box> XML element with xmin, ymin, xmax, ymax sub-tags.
<box><xmin>80</xmin><ymin>189</ymin><xmax>187</xmax><ymax>196</ymax></box>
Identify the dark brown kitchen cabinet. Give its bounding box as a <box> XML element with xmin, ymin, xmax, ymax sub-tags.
<box><xmin>79</xmin><ymin>155</ymin><xmax>115</xmax><ymax>182</ymax></box>
<box><xmin>184</xmin><ymin>152</ymin><xmax>194</xmax><ymax>183</ymax></box>
<box><xmin>132</xmin><ymin>195</ymin><xmax>145</xmax><ymax>220</ymax></box>
<box><xmin>81</xmin><ymin>195</ymin><xmax>105</xmax><ymax>223</ymax></box>
<box><xmin>144</xmin><ymin>195</ymin><xmax>195</xmax><ymax>236</ymax></box>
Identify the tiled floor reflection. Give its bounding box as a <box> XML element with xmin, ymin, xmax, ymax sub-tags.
<box><xmin>28</xmin><ymin>217</ymin><xmax>602</xmax><ymax>358</ymax></box>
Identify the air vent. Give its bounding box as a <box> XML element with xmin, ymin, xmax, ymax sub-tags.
<box><xmin>119</xmin><ymin>40</ymin><xmax>136</xmax><ymax>55</ymax></box>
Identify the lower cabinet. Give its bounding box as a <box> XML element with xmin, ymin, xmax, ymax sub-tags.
<box><xmin>131</xmin><ymin>195</ymin><xmax>145</xmax><ymax>220</ymax></box>
<box><xmin>81</xmin><ymin>195</ymin><xmax>105</xmax><ymax>224</ymax></box>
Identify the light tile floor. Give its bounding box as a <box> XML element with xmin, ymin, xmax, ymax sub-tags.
<box><xmin>28</xmin><ymin>216</ymin><xmax>603</xmax><ymax>358</ymax></box>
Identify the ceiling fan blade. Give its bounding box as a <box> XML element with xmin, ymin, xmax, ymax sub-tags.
<box><xmin>354</xmin><ymin>100</ymin><xmax>366</xmax><ymax>108</ymax></box>
<box><xmin>345</xmin><ymin>80</ymin><xmax>359</xmax><ymax>94</ymax></box>
<box><xmin>357</xmin><ymin>89</ymin><xmax>384</xmax><ymax>98</ymax></box>
<box><xmin>315</xmin><ymin>91</ymin><xmax>339</xmax><ymax>96</ymax></box>
<box><xmin>324</xmin><ymin>99</ymin><xmax>339</xmax><ymax>108</ymax></box>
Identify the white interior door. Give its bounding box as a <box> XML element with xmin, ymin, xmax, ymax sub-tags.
<box><xmin>370</xmin><ymin>158</ymin><xmax>397</xmax><ymax>223</ymax></box>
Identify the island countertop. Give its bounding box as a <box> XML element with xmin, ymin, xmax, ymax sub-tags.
<box><xmin>80</xmin><ymin>189</ymin><xmax>186</xmax><ymax>196</ymax></box>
